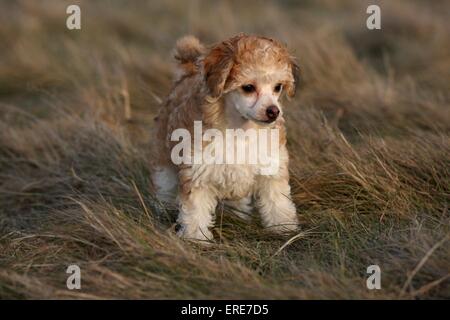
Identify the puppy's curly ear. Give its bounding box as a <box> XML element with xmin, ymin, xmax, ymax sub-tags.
<box><xmin>203</xmin><ymin>37</ymin><xmax>239</xmax><ymax>100</ymax></box>
<box><xmin>286</xmin><ymin>59</ymin><xmax>300</xmax><ymax>98</ymax></box>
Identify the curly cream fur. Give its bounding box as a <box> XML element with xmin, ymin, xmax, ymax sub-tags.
<box><xmin>151</xmin><ymin>34</ymin><xmax>299</xmax><ymax>241</ymax></box>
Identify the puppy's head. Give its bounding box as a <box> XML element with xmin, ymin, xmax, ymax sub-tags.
<box><xmin>203</xmin><ymin>34</ymin><xmax>299</xmax><ymax>124</ymax></box>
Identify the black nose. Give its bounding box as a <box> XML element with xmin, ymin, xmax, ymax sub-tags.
<box><xmin>265</xmin><ymin>105</ymin><xmax>280</xmax><ymax>121</ymax></box>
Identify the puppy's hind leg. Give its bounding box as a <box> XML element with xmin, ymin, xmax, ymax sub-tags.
<box><xmin>224</xmin><ymin>196</ymin><xmax>253</xmax><ymax>221</ymax></box>
<box><xmin>151</xmin><ymin>166</ymin><xmax>178</xmax><ymax>207</ymax></box>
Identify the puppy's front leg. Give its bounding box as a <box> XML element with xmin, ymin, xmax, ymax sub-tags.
<box><xmin>256</xmin><ymin>173</ymin><xmax>299</xmax><ymax>234</ymax></box>
<box><xmin>176</xmin><ymin>187</ymin><xmax>217</xmax><ymax>241</ymax></box>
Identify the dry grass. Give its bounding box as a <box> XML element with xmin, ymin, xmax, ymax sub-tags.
<box><xmin>0</xmin><ymin>0</ymin><xmax>449</xmax><ymax>299</ymax></box>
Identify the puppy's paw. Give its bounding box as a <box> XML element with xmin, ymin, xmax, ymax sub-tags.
<box><xmin>176</xmin><ymin>223</ymin><xmax>214</xmax><ymax>242</ymax></box>
<box><xmin>267</xmin><ymin>220</ymin><xmax>299</xmax><ymax>234</ymax></box>
<box><xmin>263</xmin><ymin>206</ymin><xmax>299</xmax><ymax>234</ymax></box>
<box><xmin>259</xmin><ymin>199</ymin><xmax>299</xmax><ymax>234</ymax></box>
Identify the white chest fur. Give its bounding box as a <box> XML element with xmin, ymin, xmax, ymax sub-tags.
<box><xmin>188</xmin><ymin>132</ymin><xmax>280</xmax><ymax>199</ymax></box>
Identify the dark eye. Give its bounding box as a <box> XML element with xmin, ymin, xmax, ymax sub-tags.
<box><xmin>241</xmin><ymin>84</ymin><xmax>256</xmax><ymax>93</ymax></box>
<box><xmin>274</xmin><ymin>83</ymin><xmax>283</xmax><ymax>93</ymax></box>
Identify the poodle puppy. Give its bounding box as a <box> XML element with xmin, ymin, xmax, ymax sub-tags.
<box><xmin>151</xmin><ymin>34</ymin><xmax>300</xmax><ymax>241</ymax></box>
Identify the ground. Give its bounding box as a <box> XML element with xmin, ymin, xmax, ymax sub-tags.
<box><xmin>0</xmin><ymin>0</ymin><xmax>449</xmax><ymax>299</ymax></box>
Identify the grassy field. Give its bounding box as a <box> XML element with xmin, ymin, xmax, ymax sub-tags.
<box><xmin>0</xmin><ymin>0</ymin><xmax>449</xmax><ymax>299</ymax></box>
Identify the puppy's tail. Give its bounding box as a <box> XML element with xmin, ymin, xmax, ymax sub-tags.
<box><xmin>173</xmin><ymin>35</ymin><xmax>205</xmax><ymax>78</ymax></box>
